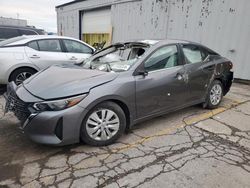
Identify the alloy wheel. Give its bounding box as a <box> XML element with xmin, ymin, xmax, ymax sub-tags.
<box><xmin>15</xmin><ymin>72</ymin><xmax>33</xmax><ymax>85</ymax></box>
<box><xmin>210</xmin><ymin>84</ymin><xmax>222</xmax><ymax>105</ymax></box>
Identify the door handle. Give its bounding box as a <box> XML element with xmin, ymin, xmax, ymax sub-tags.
<box><xmin>30</xmin><ymin>55</ymin><xmax>40</xmax><ymax>59</ymax></box>
<box><xmin>70</xmin><ymin>56</ymin><xmax>78</xmax><ymax>61</ymax></box>
<box><xmin>203</xmin><ymin>65</ymin><xmax>215</xmax><ymax>71</ymax></box>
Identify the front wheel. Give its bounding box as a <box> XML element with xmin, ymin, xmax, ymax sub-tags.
<box><xmin>205</xmin><ymin>80</ymin><xmax>223</xmax><ymax>109</ymax></box>
<box><xmin>80</xmin><ymin>102</ymin><xmax>126</xmax><ymax>146</ymax></box>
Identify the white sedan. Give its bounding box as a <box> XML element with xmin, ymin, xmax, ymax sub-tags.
<box><xmin>0</xmin><ymin>35</ymin><xmax>95</xmax><ymax>85</ymax></box>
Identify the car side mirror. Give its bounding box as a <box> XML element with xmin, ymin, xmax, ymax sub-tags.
<box><xmin>203</xmin><ymin>55</ymin><xmax>211</xmax><ymax>63</ymax></box>
<box><xmin>137</xmin><ymin>69</ymin><xmax>148</xmax><ymax>77</ymax></box>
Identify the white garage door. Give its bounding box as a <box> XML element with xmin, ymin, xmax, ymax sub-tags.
<box><xmin>82</xmin><ymin>8</ymin><xmax>111</xmax><ymax>34</ymax></box>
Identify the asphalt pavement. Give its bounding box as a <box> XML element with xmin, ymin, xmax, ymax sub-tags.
<box><xmin>0</xmin><ymin>83</ymin><xmax>249</xmax><ymax>188</ymax></box>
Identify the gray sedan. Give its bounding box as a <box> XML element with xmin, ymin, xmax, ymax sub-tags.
<box><xmin>4</xmin><ymin>39</ymin><xmax>233</xmax><ymax>146</ymax></box>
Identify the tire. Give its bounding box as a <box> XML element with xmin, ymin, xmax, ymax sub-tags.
<box><xmin>205</xmin><ymin>80</ymin><xmax>223</xmax><ymax>109</ymax></box>
<box><xmin>10</xmin><ymin>68</ymin><xmax>37</xmax><ymax>85</ymax></box>
<box><xmin>80</xmin><ymin>102</ymin><xmax>126</xmax><ymax>146</ymax></box>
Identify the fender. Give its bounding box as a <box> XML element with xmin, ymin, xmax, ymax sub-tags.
<box><xmin>81</xmin><ymin>94</ymin><xmax>135</xmax><ymax>129</ymax></box>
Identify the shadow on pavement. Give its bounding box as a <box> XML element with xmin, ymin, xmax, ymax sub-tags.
<box><xmin>0</xmin><ymin>85</ymin><xmax>6</xmax><ymax>95</ymax></box>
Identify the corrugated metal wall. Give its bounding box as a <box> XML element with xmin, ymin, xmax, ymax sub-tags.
<box><xmin>57</xmin><ymin>10</ymin><xmax>79</xmax><ymax>38</ymax></box>
<box><xmin>111</xmin><ymin>0</ymin><xmax>169</xmax><ymax>42</ymax></box>
<box><xmin>166</xmin><ymin>0</ymin><xmax>250</xmax><ymax>80</ymax></box>
<box><xmin>57</xmin><ymin>0</ymin><xmax>250</xmax><ymax>80</ymax></box>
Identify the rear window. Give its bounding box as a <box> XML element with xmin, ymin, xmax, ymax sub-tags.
<box><xmin>0</xmin><ymin>36</ymin><xmax>26</xmax><ymax>47</ymax></box>
<box><xmin>0</xmin><ymin>28</ymin><xmax>21</xmax><ymax>40</ymax></box>
<box><xmin>200</xmin><ymin>46</ymin><xmax>219</xmax><ymax>56</ymax></box>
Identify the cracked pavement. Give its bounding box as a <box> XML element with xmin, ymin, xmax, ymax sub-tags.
<box><xmin>0</xmin><ymin>83</ymin><xmax>250</xmax><ymax>188</ymax></box>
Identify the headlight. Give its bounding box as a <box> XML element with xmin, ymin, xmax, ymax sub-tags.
<box><xmin>33</xmin><ymin>94</ymin><xmax>87</xmax><ymax>111</ymax></box>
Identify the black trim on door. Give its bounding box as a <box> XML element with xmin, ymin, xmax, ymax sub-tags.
<box><xmin>59</xmin><ymin>39</ymin><xmax>67</xmax><ymax>52</ymax></box>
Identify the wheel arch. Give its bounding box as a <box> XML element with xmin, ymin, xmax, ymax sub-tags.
<box><xmin>8</xmin><ymin>65</ymin><xmax>39</xmax><ymax>82</ymax></box>
<box><xmin>213</xmin><ymin>73</ymin><xmax>232</xmax><ymax>96</ymax></box>
<box><xmin>83</xmin><ymin>96</ymin><xmax>133</xmax><ymax>130</ymax></box>
<box><xmin>108</xmin><ymin>99</ymin><xmax>131</xmax><ymax>130</ymax></box>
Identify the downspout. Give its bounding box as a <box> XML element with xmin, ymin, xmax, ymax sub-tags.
<box><xmin>166</xmin><ymin>0</ymin><xmax>172</xmax><ymax>38</ymax></box>
<box><xmin>79</xmin><ymin>11</ymin><xmax>83</xmax><ymax>40</ymax></box>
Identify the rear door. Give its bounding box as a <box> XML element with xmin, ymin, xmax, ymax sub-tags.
<box><xmin>135</xmin><ymin>45</ymin><xmax>189</xmax><ymax>119</ymax></box>
<box><xmin>62</xmin><ymin>39</ymin><xmax>94</xmax><ymax>64</ymax></box>
<box><xmin>181</xmin><ymin>44</ymin><xmax>211</xmax><ymax>102</ymax></box>
<box><xmin>25</xmin><ymin>39</ymin><xmax>69</xmax><ymax>69</ymax></box>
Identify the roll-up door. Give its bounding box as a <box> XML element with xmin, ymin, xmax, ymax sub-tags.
<box><xmin>82</xmin><ymin>8</ymin><xmax>112</xmax><ymax>49</ymax></box>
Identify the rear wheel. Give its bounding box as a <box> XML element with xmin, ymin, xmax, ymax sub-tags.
<box><xmin>80</xmin><ymin>102</ymin><xmax>126</xmax><ymax>146</ymax></box>
<box><xmin>205</xmin><ymin>80</ymin><xmax>223</xmax><ymax>109</ymax></box>
<box><xmin>10</xmin><ymin>68</ymin><xmax>37</xmax><ymax>85</ymax></box>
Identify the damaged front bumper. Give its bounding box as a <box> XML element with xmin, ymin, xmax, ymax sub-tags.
<box><xmin>4</xmin><ymin>82</ymin><xmax>87</xmax><ymax>146</ymax></box>
<box><xmin>4</xmin><ymin>82</ymin><xmax>34</xmax><ymax>125</ymax></box>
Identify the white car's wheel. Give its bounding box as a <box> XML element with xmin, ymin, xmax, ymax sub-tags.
<box><xmin>10</xmin><ymin>68</ymin><xmax>37</xmax><ymax>85</ymax></box>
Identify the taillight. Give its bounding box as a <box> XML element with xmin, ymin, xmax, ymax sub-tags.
<box><xmin>229</xmin><ymin>62</ymin><xmax>233</xmax><ymax>70</ymax></box>
<box><xmin>229</xmin><ymin>62</ymin><xmax>234</xmax><ymax>70</ymax></box>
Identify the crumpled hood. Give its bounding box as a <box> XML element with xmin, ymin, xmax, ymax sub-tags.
<box><xmin>23</xmin><ymin>65</ymin><xmax>118</xmax><ymax>100</ymax></box>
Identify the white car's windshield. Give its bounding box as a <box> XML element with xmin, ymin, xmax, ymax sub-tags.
<box><xmin>83</xmin><ymin>44</ymin><xmax>148</xmax><ymax>72</ymax></box>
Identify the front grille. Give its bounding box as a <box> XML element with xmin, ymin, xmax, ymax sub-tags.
<box><xmin>5</xmin><ymin>84</ymin><xmax>31</xmax><ymax>123</ymax></box>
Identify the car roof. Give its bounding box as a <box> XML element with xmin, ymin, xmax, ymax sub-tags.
<box><xmin>119</xmin><ymin>39</ymin><xmax>197</xmax><ymax>46</ymax></box>
<box><xmin>4</xmin><ymin>35</ymin><xmax>86</xmax><ymax>46</ymax></box>
<box><xmin>22</xmin><ymin>35</ymin><xmax>81</xmax><ymax>40</ymax></box>
<box><xmin>135</xmin><ymin>39</ymin><xmax>218</xmax><ymax>55</ymax></box>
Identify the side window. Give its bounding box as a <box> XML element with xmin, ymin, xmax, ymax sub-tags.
<box><xmin>182</xmin><ymin>45</ymin><xmax>206</xmax><ymax>64</ymax></box>
<box><xmin>27</xmin><ymin>41</ymin><xmax>39</xmax><ymax>51</ymax></box>
<box><xmin>19</xmin><ymin>29</ymin><xmax>37</xmax><ymax>35</ymax></box>
<box><xmin>0</xmin><ymin>28</ymin><xmax>20</xmax><ymax>39</ymax></box>
<box><xmin>144</xmin><ymin>45</ymin><xmax>178</xmax><ymax>72</ymax></box>
<box><xmin>37</xmin><ymin>39</ymin><xmax>62</xmax><ymax>52</ymax></box>
<box><xmin>63</xmin><ymin>40</ymin><xmax>93</xmax><ymax>54</ymax></box>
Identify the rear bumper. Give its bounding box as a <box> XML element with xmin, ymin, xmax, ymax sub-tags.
<box><xmin>223</xmin><ymin>71</ymin><xmax>234</xmax><ymax>95</ymax></box>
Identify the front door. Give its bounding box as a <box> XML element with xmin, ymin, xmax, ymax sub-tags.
<box><xmin>135</xmin><ymin>45</ymin><xmax>189</xmax><ymax>119</ymax></box>
<box><xmin>62</xmin><ymin>39</ymin><xmax>93</xmax><ymax>64</ymax></box>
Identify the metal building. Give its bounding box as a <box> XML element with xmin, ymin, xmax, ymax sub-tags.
<box><xmin>56</xmin><ymin>0</ymin><xmax>250</xmax><ymax>80</ymax></box>
<box><xmin>0</xmin><ymin>17</ymin><xmax>27</xmax><ymax>27</ymax></box>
